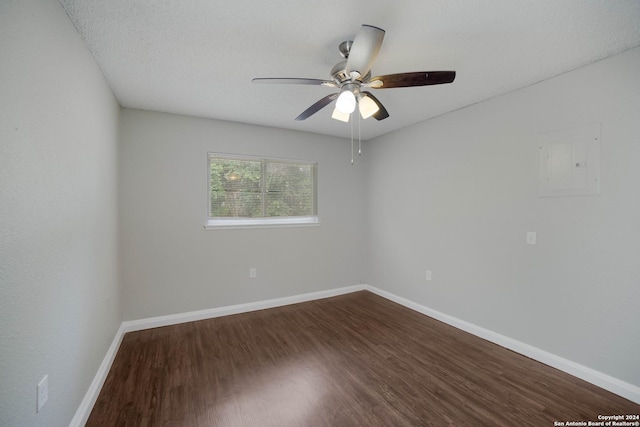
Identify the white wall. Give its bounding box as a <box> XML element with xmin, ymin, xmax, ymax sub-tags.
<box><xmin>366</xmin><ymin>47</ymin><xmax>640</xmax><ymax>386</ymax></box>
<box><xmin>119</xmin><ymin>109</ymin><xmax>367</xmax><ymax>320</ymax></box>
<box><xmin>0</xmin><ymin>1</ymin><xmax>121</xmax><ymax>426</ymax></box>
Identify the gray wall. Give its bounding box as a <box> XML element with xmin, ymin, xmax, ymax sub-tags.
<box><xmin>0</xmin><ymin>1</ymin><xmax>121</xmax><ymax>426</ymax></box>
<box><xmin>119</xmin><ymin>109</ymin><xmax>367</xmax><ymax>320</ymax></box>
<box><xmin>366</xmin><ymin>47</ymin><xmax>640</xmax><ymax>386</ymax></box>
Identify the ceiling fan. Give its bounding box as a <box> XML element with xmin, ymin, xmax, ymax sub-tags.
<box><xmin>252</xmin><ymin>24</ymin><xmax>456</xmax><ymax>123</ymax></box>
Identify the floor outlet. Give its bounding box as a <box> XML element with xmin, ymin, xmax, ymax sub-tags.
<box><xmin>37</xmin><ymin>375</ymin><xmax>48</xmax><ymax>413</ymax></box>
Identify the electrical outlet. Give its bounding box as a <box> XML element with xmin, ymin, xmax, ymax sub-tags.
<box><xmin>37</xmin><ymin>375</ymin><xmax>48</xmax><ymax>413</ymax></box>
<box><xmin>249</xmin><ymin>268</ymin><xmax>257</xmax><ymax>279</ymax></box>
<box><xmin>526</xmin><ymin>232</ymin><xmax>537</xmax><ymax>245</ymax></box>
<box><xmin>425</xmin><ymin>270</ymin><xmax>432</xmax><ymax>281</ymax></box>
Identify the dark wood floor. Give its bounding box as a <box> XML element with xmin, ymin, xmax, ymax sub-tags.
<box><xmin>87</xmin><ymin>291</ymin><xmax>639</xmax><ymax>426</ymax></box>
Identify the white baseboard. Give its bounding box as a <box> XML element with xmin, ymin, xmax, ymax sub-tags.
<box><xmin>72</xmin><ymin>283</ymin><xmax>639</xmax><ymax>425</ymax></box>
<box><xmin>69</xmin><ymin>323</ymin><xmax>126</xmax><ymax>427</ymax></box>
<box><xmin>121</xmin><ymin>284</ymin><xmax>367</xmax><ymax>333</ymax></box>
<box><xmin>363</xmin><ymin>285</ymin><xmax>640</xmax><ymax>405</ymax></box>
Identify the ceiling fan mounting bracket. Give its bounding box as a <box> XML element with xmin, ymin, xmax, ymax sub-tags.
<box><xmin>338</xmin><ymin>40</ymin><xmax>353</xmax><ymax>58</ymax></box>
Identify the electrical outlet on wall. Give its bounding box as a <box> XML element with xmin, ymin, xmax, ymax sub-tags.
<box><xmin>526</xmin><ymin>232</ymin><xmax>537</xmax><ymax>245</ymax></box>
<box><xmin>425</xmin><ymin>270</ymin><xmax>432</xmax><ymax>281</ymax></box>
<box><xmin>249</xmin><ymin>268</ymin><xmax>257</xmax><ymax>279</ymax></box>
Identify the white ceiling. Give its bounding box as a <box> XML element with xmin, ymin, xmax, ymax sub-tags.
<box><xmin>60</xmin><ymin>0</ymin><xmax>640</xmax><ymax>141</ymax></box>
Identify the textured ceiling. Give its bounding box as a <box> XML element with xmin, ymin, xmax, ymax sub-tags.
<box><xmin>60</xmin><ymin>0</ymin><xmax>640</xmax><ymax>141</ymax></box>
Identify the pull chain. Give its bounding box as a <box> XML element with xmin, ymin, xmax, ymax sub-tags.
<box><xmin>350</xmin><ymin>112</ymin><xmax>354</xmax><ymax>165</ymax></box>
<box><xmin>358</xmin><ymin>109</ymin><xmax>362</xmax><ymax>155</ymax></box>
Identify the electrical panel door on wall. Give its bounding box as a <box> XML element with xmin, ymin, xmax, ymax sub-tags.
<box><xmin>538</xmin><ymin>123</ymin><xmax>600</xmax><ymax>197</ymax></box>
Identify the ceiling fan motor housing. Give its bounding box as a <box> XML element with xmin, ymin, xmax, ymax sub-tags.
<box><xmin>330</xmin><ymin>60</ymin><xmax>350</xmax><ymax>83</ymax></box>
<box><xmin>331</xmin><ymin>58</ymin><xmax>371</xmax><ymax>87</ymax></box>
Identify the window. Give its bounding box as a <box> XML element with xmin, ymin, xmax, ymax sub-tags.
<box><xmin>206</xmin><ymin>153</ymin><xmax>319</xmax><ymax>228</ymax></box>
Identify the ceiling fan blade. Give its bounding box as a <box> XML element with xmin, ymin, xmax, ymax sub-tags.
<box><xmin>295</xmin><ymin>93</ymin><xmax>339</xmax><ymax>121</ymax></box>
<box><xmin>346</xmin><ymin>25</ymin><xmax>385</xmax><ymax>78</ymax></box>
<box><xmin>253</xmin><ymin>78</ymin><xmax>337</xmax><ymax>87</ymax></box>
<box><xmin>369</xmin><ymin>71</ymin><xmax>456</xmax><ymax>88</ymax></box>
<box><xmin>361</xmin><ymin>91</ymin><xmax>389</xmax><ymax>120</ymax></box>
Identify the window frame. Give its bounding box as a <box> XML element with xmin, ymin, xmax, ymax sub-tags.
<box><xmin>205</xmin><ymin>153</ymin><xmax>319</xmax><ymax>229</ymax></box>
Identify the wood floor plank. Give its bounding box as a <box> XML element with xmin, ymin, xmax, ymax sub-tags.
<box><xmin>87</xmin><ymin>291</ymin><xmax>639</xmax><ymax>426</ymax></box>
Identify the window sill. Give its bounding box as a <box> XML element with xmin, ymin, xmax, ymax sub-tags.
<box><xmin>204</xmin><ymin>216</ymin><xmax>320</xmax><ymax>230</ymax></box>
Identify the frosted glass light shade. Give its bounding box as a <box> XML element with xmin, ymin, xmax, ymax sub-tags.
<box><xmin>359</xmin><ymin>95</ymin><xmax>380</xmax><ymax>119</ymax></box>
<box><xmin>331</xmin><ymin>107</ymin><xmax>350</xmax><ymax>122</ymax></box>
<box><xmin>336</xmin><ymin>89</ymin><xmax>356</xmax><ymax>113</ymax></box>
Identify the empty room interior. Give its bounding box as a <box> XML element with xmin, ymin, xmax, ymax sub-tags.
<box><xmin>2</xmin><ymin>1</ymin><xmax>640</xmax><ymax>426</ymax></box>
